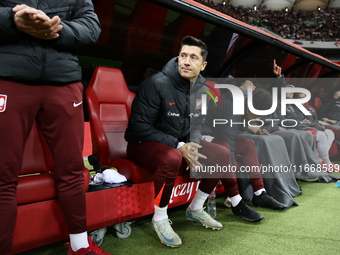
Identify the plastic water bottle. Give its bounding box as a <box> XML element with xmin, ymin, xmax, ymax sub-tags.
<box><xmin>207</xmin><ymin>190</ymin><xmax>217</xmax><ymax>218</ymax></box>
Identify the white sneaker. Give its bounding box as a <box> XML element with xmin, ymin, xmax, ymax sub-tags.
<box><xmin>186</xmin><ymin>207</ymin><xmax>223</xmax><ymax>230</ymax></box>
<box><xmin>152</xmin><ymin>218</ymin><xmax>182</xmax><ymax>248</ymax></box>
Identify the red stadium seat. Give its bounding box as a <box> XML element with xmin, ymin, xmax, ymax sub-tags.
<box><xmin>313</xmin><ymin>96</ymin><xmax>322</xmax><ymax>110</ymax></box>
<box><xmin>329</xmin><ymin>142</ymin><xmax>338</xmax><ymax>158</ymax></box>
<box><xmin>85</xmin><ymin>66</ymin><xmax>154</xmax><ymax>183</ymax></box>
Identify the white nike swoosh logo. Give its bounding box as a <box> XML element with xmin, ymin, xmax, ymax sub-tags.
<box><xmin>73</xmin><ymin>101</ymin><xmax>83</xmax><ymax>107</ymax></box>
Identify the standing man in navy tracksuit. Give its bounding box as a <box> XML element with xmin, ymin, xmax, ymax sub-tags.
<box><xmin>125</xmin><ymin>36</ymin><xmax>231</xmax><ymax>248</ymax></box>
<box><xmin>0</xmin><ymin>2</ymin><xmax>110</xmax><ymax>254</ymax></box>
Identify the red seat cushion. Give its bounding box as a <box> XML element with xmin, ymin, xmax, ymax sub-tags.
<box><xmin>17</xmin><ymin>173</ymin><xmax>56</xmax><ymax>205</ymax></box>
<box><xmin>313</xmin><ymin>96</ymin><xmax>322</xmax><ymax>110</ymax></box>
<box><xmin>329</xmin><ymin>142</ymin><xmax>338</xmax><ymax>158</ymax></box>
<box><xmin>17</xmin><ymin>168</ymin><xmax>90</xmax><ymax>205</ymax></box>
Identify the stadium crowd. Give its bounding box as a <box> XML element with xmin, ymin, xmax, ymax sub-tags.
<box><xmin>195</xmin><ymin>0</ymin><xmax>340</xmax><ymax>41</ymax></box>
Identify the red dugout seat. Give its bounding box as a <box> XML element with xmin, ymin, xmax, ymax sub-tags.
<box><xmin>329</xmin><ymin>142</ymin><xmax>338</xmax><ymax>158</ymax></box>
<box><xmin>313</xmin><ymin>96</ymin><xmax>322</xmax><ymax>110</ymax></box>
<box><xmin>85</xmin><ymin>66</ymin><xmax>154</xmax><ymax>183</ymax></box>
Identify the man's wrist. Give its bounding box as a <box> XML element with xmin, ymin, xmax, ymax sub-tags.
<box><xmin>177</xmin><ymin>142</ymin><xmax>185</xmax><ymax>149</ymax></box>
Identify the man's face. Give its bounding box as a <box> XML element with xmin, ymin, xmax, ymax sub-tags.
<box><xmin>334</xmin><ymin>91</ymin><xmax>340</xmax><ymax>99</ymax></box>
<box><xmin>286</xmin><ymin>92</ymin><xmax>293</xmax><ymax>99</ymax></box>
<box><xmin>242</xmin><ymin>80</ymin><xmax>256</xmax><ymax>90</ymax></box>
<box><xmin>286</xmin><ymin>85</ymin><xmax>294</xmax><ymax>99</ymax></box>
<box><xmin>178</xmin><ymin>45</ymin><xmax>207</xmax><ymax>80</ymax></box>
<box><xmin>296</xmin><ymin>93</ymin><xmax>306</xmax><ymax>99</ymax></box>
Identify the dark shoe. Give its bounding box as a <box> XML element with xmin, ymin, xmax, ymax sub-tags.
<box><xmin>231</xmin><ymin>200</ymin><xmax>263</xmax><ymax>222</ymax></box>
<box><xmin>252</xmin><ymin>191</ymin><xmax>287</xmax><ymax>211</ymax></box>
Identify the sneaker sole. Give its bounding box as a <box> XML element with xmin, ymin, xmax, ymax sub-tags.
<box><xmin>238</xmin><ymin>215</ymin><xmax>263</xmax><ymax>222</ymax></box>
<box><xmin>253</xmin><ymin>203</ymin><xmax>288</xmax><ymax>211</ymax></box>
<box><xmin>186</xmin><ymin>216</ymin><xmax>223</xmax><ymax>230</ymax></box>
<box><xmin>232</xmin><ymin>211</ymin><xmax>263</xmax><ymax>222</ymax></box>
<box><xmin>160</xmin><ymin>240</ymin><xmax>181</xmax><ymax>248</ymax></box>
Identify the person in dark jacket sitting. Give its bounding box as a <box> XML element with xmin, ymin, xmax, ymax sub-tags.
<box><xmin>0</xmin><ymin>2</ymin><xmax>110</xmax><ymax>255</ymax></box>
<box><xmin>125</xmin><ymin>36</ymin><xmax>230</xmax><ymax>248</ymax></box>
<box><xmin>234</xmin><ymin>68</ymin><xmax>304</xmax><ymax>204</ymax></box>
<box><xmin>294</xmin><ymin>92</ymin><xmax>339</xmax><ymax>172</ymax></box>
<box><xmin>318</xmin><ymin>89</ymin><xmax>340</xmax><ymax>124</ymax></box>
<box><xmin>296</xmin><ymin>92</ymin><xmax>340</xmax><ymax>142</ymax></box>
<box><xmin>285</xmin><ymin>86</ymin><xmax>336</xmax><ymax>170</ymax></box>
<box><xmin>203</xmin><ymin>87</ymin><xmax>287</xmax><ymax>218</ymax></box>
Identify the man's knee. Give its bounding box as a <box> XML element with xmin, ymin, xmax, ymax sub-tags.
<box><xmin>206</xmin><ymin>142</ymin><xmax>230</xmax><ymax>161</ymax></box>
<box><xmin>325</xmin><ymin>129</ymin><xmax>335</xmax><ymax>141</ymax></box>
<box><xmin>0</xmin><ymin>182</ymin><xmax>17</xmax><ymax>198</ymax></box>
<box><xmin>156</xmin><ymin>148</ymin><xmax>183</xmax><ymax>175</ymax></box>
<box><xmin>218</xmin><ymin>145</ymin><xmax>231</xmax><ymax>160</ymax></box>
<box><xmin>242</xmin><ymin>139</ymin><xmax>256</xmax><ymax>152</ymax></box>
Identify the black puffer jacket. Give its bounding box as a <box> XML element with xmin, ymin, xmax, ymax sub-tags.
<box><xmin>0</xmin><ymin>0</ymin><xmax>101</xmax><ymax>83</ymax></box>
<box><xmin>285</xmin><ymin>104</ymin><xmax>325</xmax><ymax>131</ymax></box>
<box><xmin>125</xmin><ymin>57</ymin><xmax>206</xmax><ymax>148</ymax></box>
<box><xmin>318</xmin><ymin>98</ymin><xmax>340</xmax><ymax>121</ymax></box>
<box><xmin>204</xmin><ymin>88</ymin><xmax>247</xmax><ymax>164</ymax></box>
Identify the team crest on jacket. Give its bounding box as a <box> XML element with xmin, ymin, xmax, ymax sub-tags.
<box><xmin>195</xmin><ymin>99</ymin><xmax>201</xmax><ymax>109</ymax></box>
<box><xmin>0</xmin><ymin>95</ymin><xmax>7</xmax><ymax>112</ymax></box>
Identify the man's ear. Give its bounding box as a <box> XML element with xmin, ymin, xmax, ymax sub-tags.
<box><xmin>201</xmin><ymin>61</ymin><xmax>207</xmax><ymax>71</ymax></box>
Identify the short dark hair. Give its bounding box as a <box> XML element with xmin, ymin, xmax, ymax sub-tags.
<box><xmin>237</xmin><ymin>79</ymin><xmax>254</xmax><ymax>87</ymax></box>
<box><xmin>251</xmin><ymin>88</ymin><xmax>272</xmax><ymax>110</ymax></box>
<box><xmin>180</xmin><ymin>36</ymin><xmax>208</xmax><ymax>61</ymax></box>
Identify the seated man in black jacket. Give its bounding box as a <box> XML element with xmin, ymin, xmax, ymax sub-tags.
<box><xmin>125</xmin><ymin>36</ymin><xmax>229</xmax><ymax>248</ymax></box>
<box><xmin>318</xmin><ymin>89</ymin><xmax>340</xmax><ymax>125</ymax></box>
<box><xmin>204</xmin><ymin>84</ymin><xmax>287</xmax><ymax>210</ymax></box>
<box><xmin>232</xmin><ymin>64</ymin><xmax>304</xmax><ymax>205</ymax></box>
<box><xmin>285</xmin><ymin>87</ymin><xmax>336</xmax><ymax>171</ymax></box>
